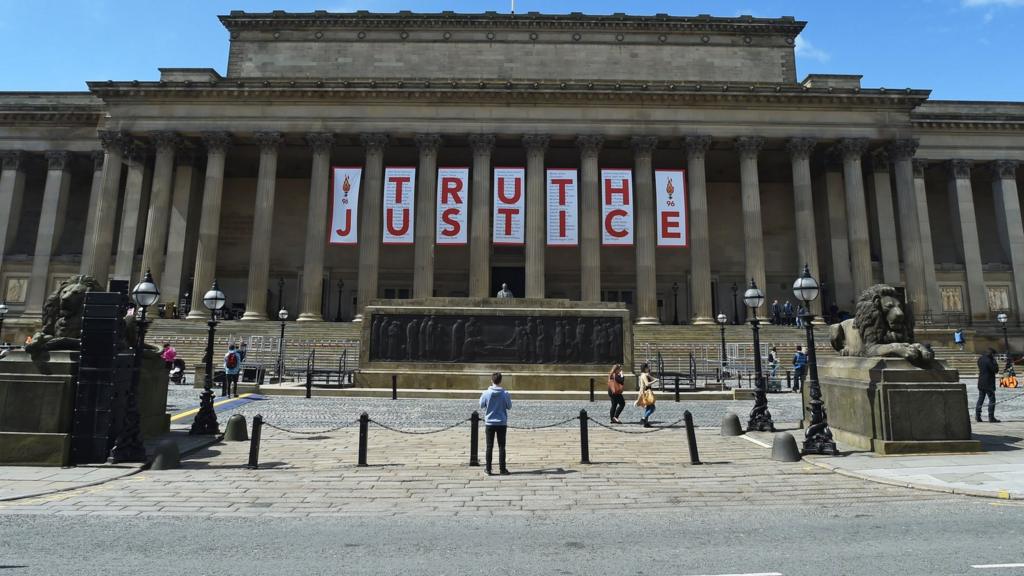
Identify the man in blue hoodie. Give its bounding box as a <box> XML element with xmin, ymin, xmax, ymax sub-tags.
<box><xmin>479</xmin><ymin>372</ymin><xmax>512</xmax><ymax>476</ymax></box>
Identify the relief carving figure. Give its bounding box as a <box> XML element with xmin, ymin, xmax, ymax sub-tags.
<box><xmin>574</xmin><ymin>320</ymin><xmax>587</xmax><ymax>362</ymax></box>
<box><xmin>451</xmin><ymin>319</ymin><xmax>465</xmax><ymax>361</ymax></box>
<box><xmin>593</xmin><ymin>320</ymin><xmax>608</xmax><ymax>363</ymax></box>
<box><xmin>525</xmin><ymin>317</ymin><xmax>536</xmax><ymax>363</ymax></box>
<box><xmin>552</xmin><ymin>321</ymin><xmax>564</xmax><ymax>362</ymax></box>
<box><xmin>371</xmin><ymin>317</ymin><xmax>382</xmax><ymax>356</ymax></box>
<box><xmin>387</xmin><ymin>321</ymin><xmax>402</xmax><ymax>360</ymax></box>
<box><xmin>609</xmin><ymin>322</ymin><xmax>622</xmax><ymax>362</ymax></box>
<box><xmin>24</xmin><ymin>274</ymin><xmax>102</xmax><ymax>354</ymax></box>
<box><xmin>406</xmin><ymin>318</ymin><xmax>420</xmax><ymax>360</ymax></box>
<box><xmin>535</xmin><ymin>323</ymin><xmax>547</xmax><ymax>363</ymax></box>
<box><xmin>421</xmin><ymin>316</ymin><xmax>434</xmax><ymax>360</ymax></box>
<box><xmin>830</xmin><ymin>284</ymin><xmax>935</xmax><ymax>362</ymax></box>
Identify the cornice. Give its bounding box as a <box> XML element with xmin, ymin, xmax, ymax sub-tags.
<box><xmin>912</xmin><ymin>118</ymin><xmax>1024</xmax><ymax>131</ymax></box>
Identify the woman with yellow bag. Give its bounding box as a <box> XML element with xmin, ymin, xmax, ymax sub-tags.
<box><xmin>635</xmin><ymin>363</ymin><xmax>658</xmax><ymax>427</ymax></box>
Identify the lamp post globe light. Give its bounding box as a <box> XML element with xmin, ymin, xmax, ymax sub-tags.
<box><xmin>716</xmin><ymin>312</ymin><xmax>729</xmax><ymax>378</ymax></box>
<box><xmin>793</xmin><ymin>264</ymin><xmax>837</xmax><ymax>455</ymax></box>
<box><xmin>0</xmin><ymin>301</ymin><xmax>8</xmax><ymax>345</ymax></box>
<box><xmin>744</xmin><ymin>278</ymin><xmax>774</xmax><ymax>432</ymax></box>
<box><xmin>110</xmin><ymin>270</ymin><xmax>160</xmax><ymax>463</ymax></box>
<box><xmin>277</xmin><ymin>308</ymin><xmax>288</xmax><ymax>381</ymax></box>
<box><xmin>190</xmin><ymin>280</ymin><xmax>225</xmax><ymax>435</ymax></box>
<box><xmin>997</xmin><ymin>312</ymin><xmax>1010</xmax><ymax>368</ymax></box>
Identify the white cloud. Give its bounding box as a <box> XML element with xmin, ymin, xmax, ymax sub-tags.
<box><xmin>795</xmin><ymin>35</ymin><xmax>830</xmax><ymax>63</ymax></box>
<box><xmin>962</xmin><ymin>0</ymin><xmax>1024</xmax><ymax>6</ymax></box>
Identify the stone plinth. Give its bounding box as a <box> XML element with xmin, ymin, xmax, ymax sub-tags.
<box><xmin>360</xmin><ymin>298</ymin><xmax>633</xmax><ymax>390</ymax></box>
<box><xmin>815</xmin><ymin>356</ymin><xmax>980</xmax><ymax>455</ymax></box>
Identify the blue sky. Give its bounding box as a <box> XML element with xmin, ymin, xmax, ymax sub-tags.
<box><xmin>1</xmin><ymin>0</ymin><xmax>1021</xmax><ymax>101</ymax></box>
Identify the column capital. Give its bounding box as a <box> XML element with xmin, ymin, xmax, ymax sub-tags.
<box><xmin>992</xmin><ymin>159</ymin><xmax>1020</xmax><ymax>179</ymax></box>
<box><xmin>629</xmin><ymin>135</ymin><xmax>658</xmax><ymax>156</ymax></box>
<box><xmin>837</xmin><ymin>138</ymin><xmax>870</xmax><ymax>161</ymax></box>
<box><xmin>576</xmin><ymin>134</ymin><xmax>603</xmax><ymax>157</ymax></box>
<box><xmin>1</xmin><ymin>150</ymin><xmax>24</xmax><ymax>171</ymax></box>
<box><xmin>44</xmin><ymin>150</ymin><xmax>72</xmax><ymax>171</ymax></box>
<box><xmin>468</xmin><ymin>133</ymin><xmax>495</xmax><ymax>154</ymax></box>
<box><xmin>91</xmin><ymin>150</ymin><xmax>105</xmax><ymax>171</ymax></box>
<box><xmin>870</xmin><ymin>148</ymin><xmax>890</xmax><ymax>171</ymax></box>
<box><xmin>255</xmin><ymin>131</ymin><xmax>283</xmax><ymax>152</ymax></box>
<box><xmin>97</xmin><ymin>130</ymin><xmax>127</xmax><ymax>153</ymax></box>
<box><xmin>684</xmin><ymin>135</ymin><xmax>712</xmax><ymax>158</ymax></box>
<box><xmin>734</xmin><ymin>136</ymin><xmax>765</xmax><ymax>159</ymax></box>
<box><xmin>305</xmin><ymin>132</ymin><xmax>335</xmax><ymax>153</ymax></box>
<box><xmin>785</xmin><ymin>137</ymin><xmax>816</xmax><ymax>159</ymax></box>
<box><xmin>149</xmin><ymin>131</ymin><xmax>181</xmax><ymax>152</ymax></box>
<box><xmin>886</xmin><ymin>138</ymin><xmax>919</xmax><ymax>161</ymax></box>
<box><xmin>122</xmin><ymin>139</ymin><xmax>148</xmax><ymax>163</ymax></box>
<box><xmin>360</xmin><ymin>133</ymin><xmax>389</xmax><ymax>153</ymax></box>
<box><xmin>949</xmin><ymin>159</ymin><xmax>972</xmax><ymax>180</ymax></box>
<box><xmin>202</xmin><ymin>131</ymin><xmax>232</xmax><ymax>153</ymax></box>
<box><xmin>912</xmin><ymin>158</ymin><xmax>928</xmax><ymax>178</ymax></box>
<box><xmin>414</xmin><ymin>133</ymin><xmax>444</xmax><ymax>154</ymax></box>
<box><xmin>522</xmin><ymin>134</ymin><xmax>549</xmax><ymax>152</ymax></box>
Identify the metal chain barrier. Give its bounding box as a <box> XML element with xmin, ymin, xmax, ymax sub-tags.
<box><xmin>993</xmin><ymin>390</ymin><xmax>1024</xmax><ymax>406</ymax></box>
<box><xmin>506</xmin><ymin>416</ymin><xmax>580</xmax><ymax>430</ymax></box>
<box><xmin>261</xmin><ymin>420</ymin><xmax>358</xmax><ymax>436</ymax></box>
<box><xmin>588</xmin><ymin>416</ymin><xmax>688</xmax><ymax>434</ymax></box>
<box><xmin>368</xmin><ymin>417</ymin><xmax>471</xmax><ymax>435</ymax></box>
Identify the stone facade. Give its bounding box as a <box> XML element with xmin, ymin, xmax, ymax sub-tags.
<box><xmin>0</xmin><ymin>11</ymin><xmax>1022</xmax><ymax>332</ymax></box>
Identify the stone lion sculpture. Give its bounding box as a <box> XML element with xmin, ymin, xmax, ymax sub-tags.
<box><xmin>24</xmin><ymin>274</ymin><xmax>102</xmax><ymax>354</ymax></box>
<box><xmin>830</xmin><ymin>284</ymin><xmax>934</xmax><ymax>362</ymax></box>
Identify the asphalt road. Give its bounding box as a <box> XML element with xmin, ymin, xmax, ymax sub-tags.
<box><xmin>3</xmin><ymin>499</ymin><xmax>1023</xmax><ymax>575</ymax></box>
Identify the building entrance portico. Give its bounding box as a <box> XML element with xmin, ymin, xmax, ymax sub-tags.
<box><xmin>491</xmin><ymin>266</ymin><xmax>525</xmax><ymax>300</ymax></box>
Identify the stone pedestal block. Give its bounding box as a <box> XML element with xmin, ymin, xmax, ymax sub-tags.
<box><xmin>816</xmin><ymin>356</ymin><xmax>980</xmax><ymax>454</ymax></box>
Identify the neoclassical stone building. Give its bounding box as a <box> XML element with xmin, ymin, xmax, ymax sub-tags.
<box><xmin>0</xmin><ymin>11</ymin><xmax>1022</xmax><ymax>331</ymax></box>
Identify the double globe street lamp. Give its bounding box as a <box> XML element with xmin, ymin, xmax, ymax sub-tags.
<box><xmin>277</xmin><ymin>308</ymin><xmax>288</xmax><ymax>382</ymax></box>
<box><xmin>190</xmin><ymin>280</ymin><xmax>226</xmax><ymax>435</ymax></box>
<box><xmin>109</xmin><ymin>270</ymin><xmax>159</xmax><ymax>463</ymax></box>
<box><xmin>744</xmin><ymin>279</ymin><xmax>775</xmax><ymax>432</ymax></box>
<box><xmin>793</xmin><ymin>264</ymin><xmax>838</xmax><ymax>455</ymax></box>
<box><xmin>997</xmin><ymin>312</ymin><xmax>1010</xmax><ymax>369</ymax></box>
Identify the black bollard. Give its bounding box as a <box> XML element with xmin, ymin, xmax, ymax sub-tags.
<box><xmin>358</xmin><ymin>412</ymin><xmax>369</xmax><ymax>467</ymax></box>
<box><xmin>674</xmin><ymin>375</ymin><xmax>680</xmax><ymax>402</ymax></box>
<box><xmin>469</xmin><ymin>411</ymin><xmax>480</xmax><ymax>467</ymax></box>
<box><xmin>684</xmin><ymin>410</ymin><xmax>702</xmax><ymax>465</ymax></box>
<box><xmin>246</xmin><ymin>414</ymin><xmax>263</xmax><ymax>469</ymax></box>
<box><xmin>579</xmin><ymin>409</ymin><xmax>591</xmax><ymax>464</ymax></box>
<box><xmin>589</xmin><ymin>378</ymin><xmax>595</xmax><ymax>402</ymax></box>
<box><xmin>391</xmin><ymin>374</ymin><xmax>397</xmax><ymax>400</ymax></box>
<box><xmin>737</xmin><ymin>372</ymin><xmax>742</xmax><ymax>388</ymax></box>
<box><xmin>786</xmin><ymin>370</ymin><xmax>792</xmax><ymax>390</ymax></box>
<box><xmin>305</xmin><ymin>371</ymin><xmax>312</xmax><ymax>399</ymax></box>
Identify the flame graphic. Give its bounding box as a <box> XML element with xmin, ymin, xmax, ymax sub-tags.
<box><xmin>342</xmin><ymin>175</ymin><xmax>351</xmax><ymax>196</ymax></box>
<box><xmin>666</xmin><ymin>178</ymin><xmax>674</xmax><ymax>198</ymax></box>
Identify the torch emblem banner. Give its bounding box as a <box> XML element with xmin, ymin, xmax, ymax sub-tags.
<box><xmin>493</xmin><ymin>167</ymin><xmax>525</xmax><ymax>245</ymax></box>
<box><xmin>600</xmin><ymin>168</ymin><xmax>634</xmax><ymax>246</ymax></box>
<box><xmin>329</xmin><ymin>166</ymin><xmax>362</xmax><ymax>245</ymax></box>
<box><xmin>546</xmin><ymin>168</ymin><xmax>578</xmax><ymax>246</ymax></box>
<box><xmin>655</xmin><ymin>169</ymin><xmax>687</xmax><ymax>247</ymax></box>
<box><xmin>436</xmin><ymin>167</ymin><xmax>469</xmax><ymax>245</ymax></box>
<box><xmin>382</xmin><ymin>166</ymin><xmax>416</xmax><ymax>245</ymax></box>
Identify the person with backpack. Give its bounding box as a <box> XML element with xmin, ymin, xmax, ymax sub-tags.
<box><xmin>224</xmin><ymin>344</ymin><xmax>242</xmax><ymax>397</ymax></box>
<box><xmin>792</xmin><ymin>345</ymin><xmax>808</xmax><ymax>392</ymax></box>
<box><xmin>607</xmin><ymin>364</ymin><xmax>626</xmax><ymax>424</ymax></box>
<box><xmin>479</xmin><ymin>372</ymin><xmax>512</xmax><ymax>476</ymax></box>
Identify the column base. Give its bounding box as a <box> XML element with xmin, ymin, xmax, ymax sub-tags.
<box><xmin>186</xmin><ymin>310</ymin><xmax>207</xmax><ymax>320</ymax></box>
<box><xmin>634</xmin><ymin>316</ymin><xmax>660</xmax><ymax>326</ymax></box>
<box><xmin>240</xmin><ymin>311</ymin><xmax>267</xmax><ymax>321</ymax></box>
<box><xmin>691</xmin><ymin>317</ymin><xmax>715</xmax><ymax>325</ymax></box>
<box><xmin>296</xmin><ymin>313</ymin><xmax>323</xmax><ymax>322</ymax></box>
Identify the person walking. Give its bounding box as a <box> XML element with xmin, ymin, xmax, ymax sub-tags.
<box><xmin>977</xmin><ymin>348</ymin><xmax>1000</xmax><ymax>423</ymax></box>
<box><xmin>770</xmin><ymin>299</ymin><xmax>781</xmax><ymax>325</ymax></box>
<box><xmin>783</xmin><ymin>300</ymin><xmax>794</xmax><ymax>326</ymax></box>
<box><xmin>224</xmin><ymin>343</ymin><xmax>242</xmax><ymax>397</ymax></box>
<box><xmin>160</xmin><ymin>343</ymin><xmax>177</xmax><ymax>370</ymax></box>
<box><xmin>767</xmin><ymin>346</ymin><xmax>780</xmax><ymax>391</ymax></box>
<box><xmin>607</xmin><ymin>364</ymin><xmax>626</xmax><ymax>424</ymax></box>
<box><xmin>635</xmin><ymin>362</ymin><xmax>658</xmax><ymax>427</ymax></box>
<box><xmin>953</xmin><ymin>328</ymin><xmax>965</xmax><ymax>351</ymax></box>
<box><xmin>792</xmin><ymin>345</ymin><xmax>807</xmax><ymax>392</ymax></box>
<box><xmin>479</xmin><ymin>372</ymin><xmax>512</xmax><ymax>475</ymax></box>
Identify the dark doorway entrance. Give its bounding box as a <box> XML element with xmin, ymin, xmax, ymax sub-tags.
<box><xmin>491</xmin><ymin>267</ymin><xmax>525</xmax><ymax>298</ymax></box>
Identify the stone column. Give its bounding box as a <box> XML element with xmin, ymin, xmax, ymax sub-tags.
<box><xmin>888</xmin><ymin>139</ymin><xmax>928</xmax><ymax>316</ymax></box>
<box><xmin>632</xmin><ymin>136</ymin><xmax>659</xmax><ymax>324</ymax></box>
<box><xmin>241</xmin><ymin>132</ymin><xmax>283</xmax><ymax>321</ymax></box>
<box><xmin>298</xmin><ymin>133</ymin><xmax>335</xmax><ymax>321</ymax></box>
<box><xmin>161</xmin><ymin>147</ymin><xmax>199</xmax><ymax>310</ymax></box>
<box><xmin>354</xmin><ymin>133</ymin><xmax>388</xmax><ymax>321</ymax></box>
<box><xmin>413</xmin><ymin>134</ymin><xmax>442</xmax><ymax>299</ymax></box>
<box><xmin>991</xmin><ymin>160</ymin><xmax>1024</xmax><ymax>322</ymax></box>
<box><xmin>913</xmin><ymin>160</ymin><xmax>942</xmax><ymax>314</ymax></box>
<box><xmin>23</xmin><ymin>151</ymin><xmax>73</xmax><ymax>318</ymax></box>
<box><xmin>946</xmin><ymin>160</ymin><xmax>988</xmax><ymax>322</ymax></box>
<box><xmin>577</xmin><ymin>135</ymin><xmax>603</xmax><ymax>302</ymax></box>
<box><xmin>0</xmin><ymin>151</ymin><xmax>26</xmax><ymax>280</ymax></box>
<box><xmin>870</xmin><ymin>150</ymin><xmax>901</xmax><ymax>286</ymax></box>
<box><xmin>685</xmin><ymin>135</ymin><xmax>713</xmax><ymax>324</ymax></box>
<box><xmin>786</xmin><ymin>137</ymin><xmax>822</xmax><ymax>317</ymax></box>
<box><xmin>735</xmin><ymin>137</ymin><xmax>766</xmax><ymax>293</ymax></box>
<box><xmin>83</xmin><ymin>131</ymin><xmax>126</xmax><ymax>286</ymax></box>
<box><xmin>113</xmin><ymin>143</ymin><xmax>150</xmax><ymax>282</ymax></box>
<box><xmin>186</xmin><ymin>132</ymin><xmax>231</xmax><ymax>320</ymax></box>
<box><xmin>824</xmin><ymin>154</ymin><xmax>853</xmax><ymax>310</ymax></box>
<box><xmin>139</xmin><ymin>132</ymin><xmax>178</xmax><ymax>285</ymax></box>
<box><xmin>468</xmin><ymin>134</ymin><xmax>494</xmax><ymax>298</ymax></box>
<box><xmin>523</xmin><ymin>134</ymin><xmax>549</xmax><ymax>299</ymax></box>
<box><xmin>80</xmin><ymin>151</ymin><xmax>105</xmax><ymax>273</ymax></box>
<box><xmin>839</xmin><ymin>138</ymin><xmax>872</xmax><ymax>297</ymax></box>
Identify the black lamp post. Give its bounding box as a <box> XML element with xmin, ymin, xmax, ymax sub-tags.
<box><xmin>794</xmin><ymin>264</ymin><xmax>837</xmax><ymax>455</ymax></box>
<box><xmin>190</xmin><ymin>280</ymin><xmax>225</xmax><ymax>436</ymax></box>
<box><xmin>109</xmin><ymin>269</ymin><xmax>159</xmax><ymax>463</ymax></box>
<box><xmin>744</xmin><ymin>278</ymin><xmax>774</xmax><ymax>432</ymax></box>
<box><xmin>716</xmin><ymin>312</ymin><xmax>728</xmax><ymax>378</ymax></box>
<box><xmin>0</xmin><ymin>301</ymin><xmax>7</xmax><ymax>345</ymax></box>
<box><xmin>335</xmin><ymin>278</ymin><xmax>345</xmax><ymax>322</ymax></box>
<box><xmin>672</xmin><ymin>282</ymin><xmax>680</xmax><ymax>325</ymax></box>
<box><xmin>277</xmin><ymin>276</ymin><xmax>285</xmax><ymax>315</ymax></box>
<box><xmin>731</xmin><ymin>282</ymin><xmax>739</xmax><ymax>325</ymax></box>
<box><xmin>998</xmin><ymin>312</ymin><xmax>1010</xmax><ymax>369</ymax></box>
<box><xmin>277</xmin><ymin>308</ymin><xmax>288</xmax><ymax>381</ymax></box>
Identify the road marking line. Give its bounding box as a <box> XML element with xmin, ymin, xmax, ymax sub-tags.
<box><xmin>972</xmin><ymin>563</ymin><xmax>1024</xmax><ymax>569</ymax></box>
<box><xmin>740</xmin><ymin>434</ymin><xmax>771</xmax><ymax>448</ymax></box>
<box><xmin>169</xmin><ymin>393</ymin><xmax>252</xmax><ymax>421</ymax></box>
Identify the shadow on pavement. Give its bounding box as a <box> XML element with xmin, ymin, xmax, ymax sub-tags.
<box><xmin>973</xmin><ymin>433</ymin><xmax>1023</xmax><ymax>451</ymax></box>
